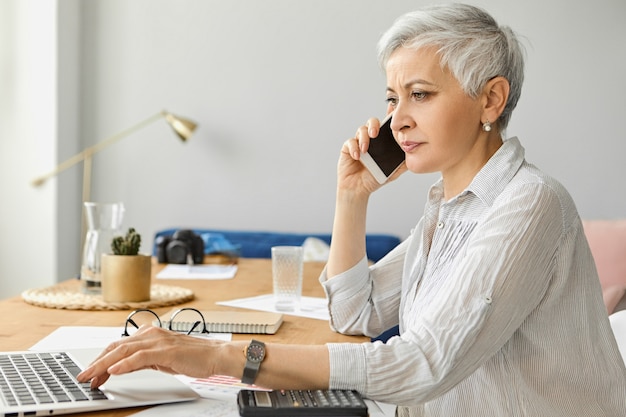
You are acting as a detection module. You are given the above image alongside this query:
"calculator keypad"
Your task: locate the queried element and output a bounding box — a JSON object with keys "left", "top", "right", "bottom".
{"left": 239, "top": 389, "right": 368, "bottom": 416}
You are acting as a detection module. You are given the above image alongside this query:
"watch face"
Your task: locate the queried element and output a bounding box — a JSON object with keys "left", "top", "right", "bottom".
{"left": 247, "top": 343, "right": 265, "bottom": 362}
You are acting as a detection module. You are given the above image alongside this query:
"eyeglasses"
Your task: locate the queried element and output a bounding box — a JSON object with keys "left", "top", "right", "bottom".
{"left": 122, "top": 307, "right": 209, "bottom": 337}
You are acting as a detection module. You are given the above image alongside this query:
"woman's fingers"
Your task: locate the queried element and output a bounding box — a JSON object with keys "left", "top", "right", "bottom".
{"left": 78, "top": 327, "right": 177, "bottom": 386}
{"left": 78, "top": 326, "right": 223, "bottom": 388}
{"left": 345, "top": 118, "right": 383, "bottom": 160}
{"left": 364, "top": 117, "right": 381, "bottom": 145}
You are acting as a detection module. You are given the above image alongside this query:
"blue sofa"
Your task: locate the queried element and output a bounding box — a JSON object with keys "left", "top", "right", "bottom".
{"left": 153, "top": 228, "right": 401, "bottom": 262}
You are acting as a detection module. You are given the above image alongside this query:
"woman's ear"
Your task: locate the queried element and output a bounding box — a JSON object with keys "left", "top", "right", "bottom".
{"left": 481, "top": 76, "right": 510, "bottom": 125}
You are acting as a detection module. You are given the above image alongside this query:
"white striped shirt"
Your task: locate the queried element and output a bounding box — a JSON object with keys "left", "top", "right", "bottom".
{"left": 321, "top": 137, "right": 626, "bottom": 416}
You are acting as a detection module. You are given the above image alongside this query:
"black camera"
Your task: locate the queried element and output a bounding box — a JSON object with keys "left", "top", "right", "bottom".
{"left": 156, "top": 229, "right": 205, "bottom": 264}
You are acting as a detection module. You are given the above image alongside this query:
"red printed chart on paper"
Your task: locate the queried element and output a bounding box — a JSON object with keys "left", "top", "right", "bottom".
{"left": 186, "top": 375, "right": 270, "bottom": 400}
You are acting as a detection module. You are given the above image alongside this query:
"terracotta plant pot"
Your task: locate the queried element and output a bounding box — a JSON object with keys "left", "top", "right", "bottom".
{"left": 101, "top": 254, "right": 152, "bottom": 303}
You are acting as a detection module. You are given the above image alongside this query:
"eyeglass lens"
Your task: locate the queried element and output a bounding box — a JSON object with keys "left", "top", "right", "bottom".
{"left": 168, "top": 308, "right": 208, "bottom": 335}
{"left": 122, "top": 309, "right": 162, "bottom": 337}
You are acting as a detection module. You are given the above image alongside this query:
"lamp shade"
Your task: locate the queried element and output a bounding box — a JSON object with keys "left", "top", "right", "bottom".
{"left": 163, "top": 111, "right": 197, "bottom": 142}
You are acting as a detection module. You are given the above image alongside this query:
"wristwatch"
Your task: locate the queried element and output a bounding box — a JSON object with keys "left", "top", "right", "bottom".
{"left": 242, "top": 340, "right": 266, "bottom": 384}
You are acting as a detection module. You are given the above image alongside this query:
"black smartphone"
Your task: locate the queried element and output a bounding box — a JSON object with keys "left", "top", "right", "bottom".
{"left": 359, "top": 113, "right": 405, "bottom": 184}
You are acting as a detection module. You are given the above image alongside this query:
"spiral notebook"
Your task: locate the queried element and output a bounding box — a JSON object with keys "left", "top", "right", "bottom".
{"left": 160, "top": 308, "right": 284, "bottom": 334}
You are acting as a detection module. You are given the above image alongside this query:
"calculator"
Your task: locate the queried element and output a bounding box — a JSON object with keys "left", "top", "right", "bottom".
{"left": 237, "top": 389, "right": 369, "bottom": 416}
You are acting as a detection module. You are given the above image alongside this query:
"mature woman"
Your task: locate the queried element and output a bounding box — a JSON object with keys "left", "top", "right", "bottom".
{"left": 79, "top": 4, "right": 626, "bottom": 416}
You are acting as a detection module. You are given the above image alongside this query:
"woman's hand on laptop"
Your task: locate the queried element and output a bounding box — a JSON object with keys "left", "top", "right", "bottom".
{"left": 77, "top": 325, "right": 233, "bottom": 389}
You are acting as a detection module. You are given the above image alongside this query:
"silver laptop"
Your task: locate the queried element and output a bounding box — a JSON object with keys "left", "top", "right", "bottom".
{"left": 0, "top": 348, "right": 199, "bottom": 416}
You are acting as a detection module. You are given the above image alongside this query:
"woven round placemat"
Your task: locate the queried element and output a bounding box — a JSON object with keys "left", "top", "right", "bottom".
{"left": 21, "top": 282, "right": 194, "bottom": 311}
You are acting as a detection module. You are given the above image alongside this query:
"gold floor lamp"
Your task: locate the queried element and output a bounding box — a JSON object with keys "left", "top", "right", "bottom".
{"left": 31, "top": 109, "right": 197, "bottom": 202}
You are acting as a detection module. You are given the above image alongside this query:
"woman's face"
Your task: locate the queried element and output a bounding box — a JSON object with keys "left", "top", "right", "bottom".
{"left": 385, "top": 46, "right": 488, "bottom": 181}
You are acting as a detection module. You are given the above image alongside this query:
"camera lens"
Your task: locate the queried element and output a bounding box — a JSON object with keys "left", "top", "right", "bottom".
{"left": 166, "top": 241, "right": 189, "bottom": 264}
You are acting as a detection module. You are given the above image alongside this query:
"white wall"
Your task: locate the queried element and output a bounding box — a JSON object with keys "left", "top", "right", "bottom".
{"left": 1, "top": 0, "right": 625, "bottom": 297}
{"left": 0, "top": 0, "right": 63, "bottom": 298}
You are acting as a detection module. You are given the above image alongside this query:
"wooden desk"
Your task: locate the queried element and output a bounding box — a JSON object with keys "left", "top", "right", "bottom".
{"left": 0, "top": 258, "right": 367, "bottom": 416}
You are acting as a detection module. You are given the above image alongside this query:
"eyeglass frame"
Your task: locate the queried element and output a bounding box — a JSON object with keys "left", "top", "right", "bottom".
{"left": 122, "top": 307, "right": 209, "bottom": 337}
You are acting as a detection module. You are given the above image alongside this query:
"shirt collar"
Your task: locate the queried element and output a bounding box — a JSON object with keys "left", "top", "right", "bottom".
{"left": 467, "top": 137, "right": 525, "bottom": 206}
{"left": 427, "top": 137, "right": 526, "bottom": 207}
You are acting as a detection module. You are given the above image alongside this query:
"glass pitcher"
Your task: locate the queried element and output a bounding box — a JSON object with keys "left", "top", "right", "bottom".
{"left": 81, "top": 202, "right": 125, "bottom": 294}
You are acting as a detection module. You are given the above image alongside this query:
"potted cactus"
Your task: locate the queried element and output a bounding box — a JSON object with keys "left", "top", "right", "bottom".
{"left": 111, "top": 227, "right": 142, "bottom": 255}
{"left": 101, "top": 228, "right": 152, "bottom": 303}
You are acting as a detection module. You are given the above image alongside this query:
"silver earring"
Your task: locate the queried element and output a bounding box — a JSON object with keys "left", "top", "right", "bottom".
{"left": 482, "top": 120, "right": 492, "bottom": 132}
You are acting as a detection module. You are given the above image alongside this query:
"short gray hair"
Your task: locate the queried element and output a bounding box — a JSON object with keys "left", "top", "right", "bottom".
{"left": 377, "top": 3, "right": 525, "bottom": 130}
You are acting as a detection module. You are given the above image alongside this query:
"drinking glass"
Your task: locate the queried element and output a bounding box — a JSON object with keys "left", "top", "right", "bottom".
{"left": 271, "top": 246, "right": 303, "bottom": 311}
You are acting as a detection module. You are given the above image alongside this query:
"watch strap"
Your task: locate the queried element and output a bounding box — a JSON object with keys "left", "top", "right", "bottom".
{"left": 242, "top": 340, "right": 265, "bottom": 384}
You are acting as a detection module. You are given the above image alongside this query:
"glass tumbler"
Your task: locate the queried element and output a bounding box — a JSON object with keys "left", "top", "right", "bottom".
{"left": 271, "top": 246, "right": 303, "bottom": 311}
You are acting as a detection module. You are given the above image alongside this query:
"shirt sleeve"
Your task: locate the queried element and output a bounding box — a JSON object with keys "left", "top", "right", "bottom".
{"left": 320, "top": 237, "right": 409, "bottom": 337}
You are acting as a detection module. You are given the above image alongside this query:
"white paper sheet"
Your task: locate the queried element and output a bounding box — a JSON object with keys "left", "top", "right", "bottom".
{"left": 178, "top": 375, "right": 268, "bottom": 402}
{"left": 217, "top": 294, "right": 330, "bottom": 321}
{"left": 29, "top": 326, "right": 123, "bottom": 351}
{"left": 129, "top": 398, "right": 239, "bottom": 417}
{"left": 156, "top": 264, "right": 238, "bottom": 280}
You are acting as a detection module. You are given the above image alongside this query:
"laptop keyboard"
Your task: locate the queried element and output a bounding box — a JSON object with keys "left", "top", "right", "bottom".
{"left": 0, "top": 352, "right": 107, "bottom": 407}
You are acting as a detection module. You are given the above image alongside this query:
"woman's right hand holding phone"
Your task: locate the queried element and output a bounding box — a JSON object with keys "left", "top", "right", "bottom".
{"left": 338, "top": 116, "right": 406, "bottom": 196}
